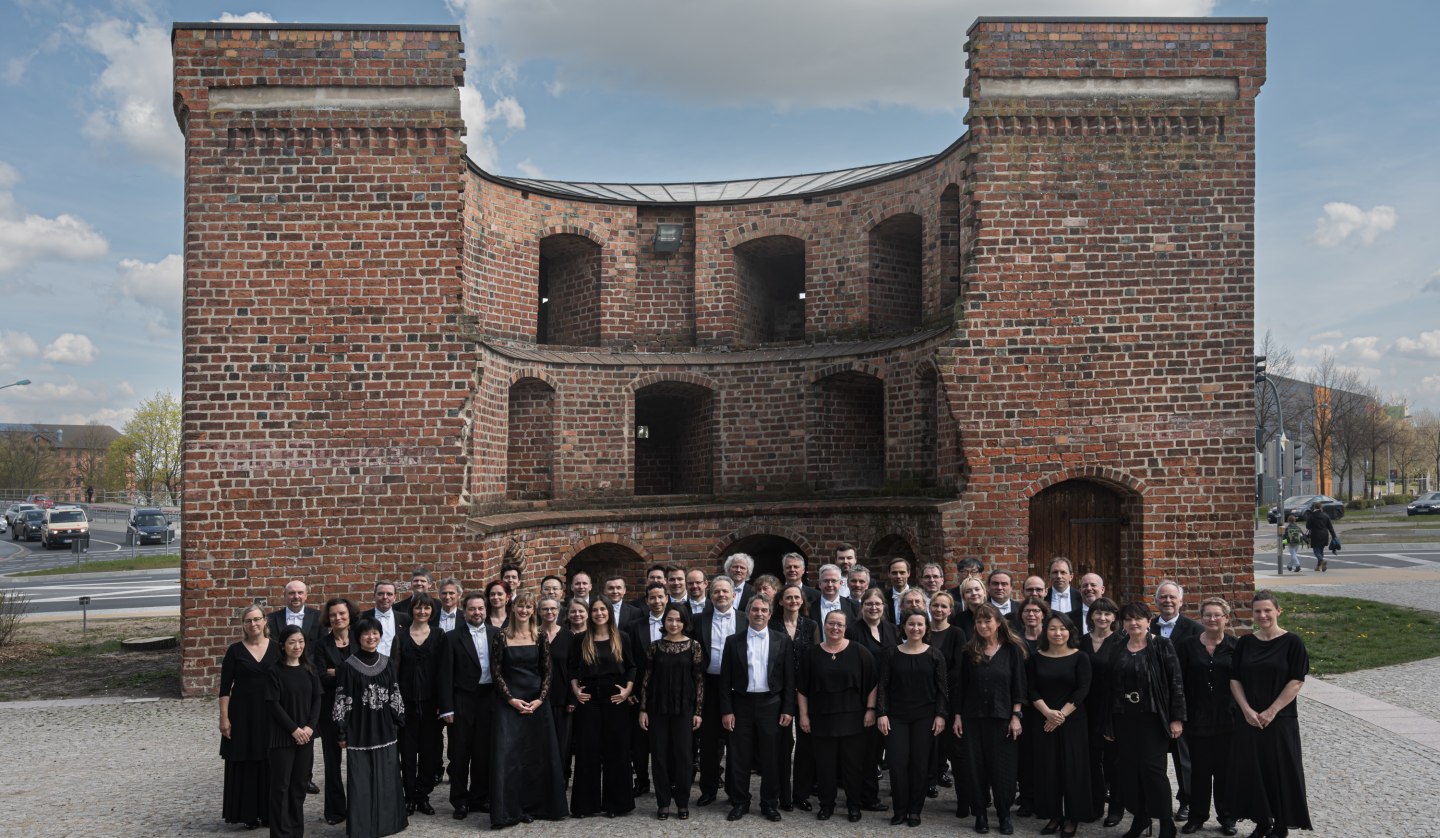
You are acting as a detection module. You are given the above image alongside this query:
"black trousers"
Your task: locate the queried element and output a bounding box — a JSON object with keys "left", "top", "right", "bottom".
{"left": 811, "top": 732, "right": 863, "bottom": 810}
{"left": 1017, "top": 713, "right": 1041, "bottom": 808}
{"left": 964, "top": 716, "right": 1018, "bottom": 816}
{"left": 1088, "top": 712, "right": 1118, "bottom": 813}
{"left": 777, "top": 718, "right": 814, "bottom": 806}
{"left": 268, "top": 743, "right": 314, "bottom": 838}
{"left": 697, "top": 673, "right": 727, "bottom": 796}
{"left": 571, "top": 679, "right": 635, "bottom": 816}
{"left": 940, "top": 727, "right": 973, "bottom": 814}
{"left": 886, "top": 718, "right": 937, "bottom": 816}
{"left": 859, "top": 725, "right": 884, "bottom": 806}
{"left": 1170, "top": 730, "right": 1193, "bottom": 805}
{"left": 648, "top": 711, "right": 695, "bottom": 809}
{"left": 725, "top": 692, "right": 782, "bottom": 808}
{"left": 631, "top": 702, "right": 650, "bottom": 790}
{"left": 319, "top": 729, "right": 346, "bottom": 821}
{"left": 1112, "top": 712, "right": 1173, "bottom": 821}
{"left": 399, "top": 697, "right": 443, "bottom": 803}
{"left": 1187, "top": 731, "right": 1233, "bottom": 823}
{"left": 447, "top": 685, "right": 495, "bottom": 810}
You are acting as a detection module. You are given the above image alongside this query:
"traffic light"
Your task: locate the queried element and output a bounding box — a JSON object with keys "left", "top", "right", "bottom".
{"left": 1292, "top": 441, "right": 1304, "bottom": 463}
{"left": 1255, "top": 355, "right": 1267, "bottom": 384}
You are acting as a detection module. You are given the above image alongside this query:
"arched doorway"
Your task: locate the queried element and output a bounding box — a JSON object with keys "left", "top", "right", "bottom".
{"left": 718, "top": 534, "right": 804, "bottom": 581}
{"left": 1028, "top": 479, "right": 1135, "bottom": 600}
{"left": 870, "top": 534, "right": 916, "bottom": 562}
{"left": 567, "top": 542, "right": 647, "bottom": 592}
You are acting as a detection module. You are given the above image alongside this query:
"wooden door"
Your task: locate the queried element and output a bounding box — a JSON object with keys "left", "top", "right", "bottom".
{"left": 1028, "top": 480, "right": 1124, "bottom": 592}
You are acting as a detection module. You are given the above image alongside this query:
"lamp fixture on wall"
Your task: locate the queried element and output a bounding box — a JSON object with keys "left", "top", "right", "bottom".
{"left": 653, "top": 223, "right": 683, "bottom": 253}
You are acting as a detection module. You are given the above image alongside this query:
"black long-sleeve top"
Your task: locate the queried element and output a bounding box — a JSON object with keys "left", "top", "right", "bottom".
{"left": 1026, "top": 651, "right": 1092, "bottom": 713}
{"left": 1104, "top": 635, "right": 1186, "bottom": 733}
{"left": 394, "top": 623, "right": 444, "bottom": 705}
{"left": 569, "top": 633, "right": 637, "bottom": 688}
{"left": 640, "top": 638, "right": 705, "bottom": 716}
{"left": 957, "top": 642, "right": 1027, "bottom": 719}
{"left": 267, "top": 662, "right": 322, "bottom": 749}
{"left": 1176, "top": 634, "right": 1237, "bottom": 736}
{"left": 333, "top": 651, "right": 405, "bottom": 748}
{"left": 876, "top": 645, "right": 949, "bottom": 722}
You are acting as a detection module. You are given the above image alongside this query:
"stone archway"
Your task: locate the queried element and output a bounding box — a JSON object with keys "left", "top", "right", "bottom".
{"left": 718, "top": 533, "right": 806, "bottom": 581}
{"left": 567, "top": 541, "right": 649, "bottom": 593}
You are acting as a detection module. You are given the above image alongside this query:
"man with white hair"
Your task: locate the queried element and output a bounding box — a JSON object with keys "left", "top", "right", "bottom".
{"left": 813, "top": 564, "right": 858, "bottom": 623}
{"left": 1150, "top": 579, "right": 1199, "bottom": 822}
{"left": 725, "top": 552, "right": 756, "bottom": 610}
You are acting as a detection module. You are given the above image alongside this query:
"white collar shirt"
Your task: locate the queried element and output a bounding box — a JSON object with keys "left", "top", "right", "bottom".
{"left": 1051, "top": 588, "right": 1072, "bottom": 613}
{"left": 468, "top": 623, "right": 493, "bottom": 683}
{"left": 820, "top": 596, "right": 844, "bottom": 620}
{"left": 746, "top": 627, "right": 770, "bottom": 692}
{"left": 688, "top": 597, "right": 707, "bottom": 615}
{"left": 648, "top": 613, "right": 665, "bottom": 644}
{"left": 708, "top": 608, "right": 736, "bottom": 675}
{"left": 438, "top": 608, "right": 457, "bottom": 632}
{"left": 1157, "top": 616, "right": 1177, "bottom": 638}
{"left": 285, "top": 608, "right": 305, "bottom": 627}
{"left": 374, "top": 608, "right": 396, "bottom": 656}
{"left": 991, "top": 598, "right": 1012, "bottom": 616}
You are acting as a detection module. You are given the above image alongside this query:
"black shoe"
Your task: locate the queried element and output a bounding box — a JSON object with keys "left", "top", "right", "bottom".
{"left": 1104, "top": 805, "right": 1125, "bottom": 828}
{"left": 1062, "top": 824, "right": 1077, "bottom": 838}
{"left": 1123, "top": 818, "right": 1154, "bottom": 838}
{"left": 780, "top": 803, "right": 793, "bottom": 812}
{"left": 307, "top": 781, "right": 320, "bottom": 795}
{"left": 656, "top": 808, "right": 669, "bottom": 820}
{"left": 999, "top": 815, "right": 1015, "bottom": 835}
{"left": 1182, "top": 821, "right": 1205, "bottom": 835}
{"left": 864, "top": 801, "right": 889, "bottom": 812}
{"left": 848, "top": 809, "right": 862, "bottom": 823}
{"left": 1219, "top": 820, "right": 1238, "bottom": 836}
{"left": 453, "top": 805, "right": 469, "bottom": 820}
{"left": 406, "top": 802, "right": 417, "bottom": 815}
{"left": 907, "top": 814, "right": 922, "bottom": 827}
{"left": 892, "top": 812, "right": 909, "bottom": 826}
{"left": 1176, "top": 805, "right": 1190, "bottom": 822}
{"left": 761, "top": 806, "right": 782, "bottom": 822}
{"left": 520, "top": 814, "right": 533, "bottom": 824}
{"left": 817, "top": 806, "right": 833, "bottom": 821}
{"left": 677, "top": 809, "right": 689, "bottom": 820}
{"left": 634, "top": 782, "right": 650, "bottom": 796}
{"left": 1017, "top": 805, "right": 1033, "bottom": 818}
{"left": 325, "top": 815, "right": 345, "bottom": 825}
{"left": 727, "top": 804, "right": 749, "bottom": 821}
{"left": 939, "top": 768, "right": 954, "bottom": 788}
{"left": 1245, "top": 822, "right": 1271, "bottom": 838}
{"left": 928, "top": 785, "right": 940, "bottom": 799}
{"left": 1160, "top": 819, "right": 1178, "bottom": 838}
{"left": 416, "top": 799, "right": 434, "bottom": 816}
{"left": 697, "top": 792, "right": 717, "bottom": 807}
{"left": 1042, "top": 819, "right": 1062, "bottom": 835}
{"left": 795, "top": 799, "right": 813, "bottom": 812}
{"left": 975, "top": 814, "right": 990, "bottom": 834}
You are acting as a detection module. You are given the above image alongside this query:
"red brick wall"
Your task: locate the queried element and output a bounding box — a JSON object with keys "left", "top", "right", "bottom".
{"left": 868, "top": 214, "right": 924, "bottom": 333}
{"left": 539, "top": 234, "right": 602, "bottom": 346}
{"left": 808, "top": 371, "right": 886, "bottom": 490}
{"left": 506, "top": 378, "right": 556, "bottom": 499}
{"left": 633, "top": 207, "right": 697, "bottom": 347}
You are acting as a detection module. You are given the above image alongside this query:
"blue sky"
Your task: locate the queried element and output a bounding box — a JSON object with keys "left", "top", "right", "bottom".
{"left": 0, "top": 0, "right": 1436, "bottom": 430}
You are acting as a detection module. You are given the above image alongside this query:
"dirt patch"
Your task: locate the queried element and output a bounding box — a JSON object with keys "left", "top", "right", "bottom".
{"left": 0, "top": 617, "right": 180, "bottom": 702}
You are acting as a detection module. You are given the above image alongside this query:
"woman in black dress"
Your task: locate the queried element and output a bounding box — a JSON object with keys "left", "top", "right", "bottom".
{"left": 955, "top": 603, "right": 1027, "bottom": 836}
{"left": 955, "top": 577, "right": 988, "bottom": 639}
{"left": 569, "top": 595, "right": 637, "bottom": 818}
{"left": 1080, "top": 597, "right": 1122, "bottom": 827}
{"left": 219, "top": 603, "right": 280, "bottom": 829}
{"left": 639, "top": 603, "right": 704, "bottom": 821}
{"left": 485, "top": 580, "right": 509, "bottom": 631}
{"left": 1228, "top": 591, "right": 1311, "bottom": 838}
{"left": 849, "top": 586, "right": 899, "bottom": 813}
{"left": 1027, "top": 612, "right": 1094, "bottom": 837}
{"left": 334, "top": 617, "right": 407, "bottom": 838}
{"left": 877, "top": 608, "right": 949, "bottom": 827}
{"left": 537, "top": 595, "right": 572, "bottom": 773}
{"left": 797, "top": 609, "right": 877, "bottom": 823}
{"left": 771, "top": 582, "right": 818, "bottom": 812}
{"left": 927, "top": 592, "right": 967, "bottom": 807}
{"left": 1015, "top": 596, "right": 1051, "bottom": 818}
{"left": 394, "top": 592, "right": 444, "bottom": 816}
{"left": 267, "top": 625, "right": 321, "bottom": 838}
{"left": 313, "top": 597, "right": 356, "bottom": 826}
{"left": 1177, "top": 597, "right": 1238, "bottom": 836}
{"left": 492, "top": 591, "right": 568, "bottom": 828}
{"left": 1104, "top": 602, "right": 1184, "bottom": 838}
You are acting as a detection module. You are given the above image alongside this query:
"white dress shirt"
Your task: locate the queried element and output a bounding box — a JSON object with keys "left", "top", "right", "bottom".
{"left": 1156, "top": 616, "right": 1178, "bottom": 639}
{"left": 648, "top": 613, "right": 664, "bottom": 644}
{"left": 285, "top": 607, "right": 305, "bottom": 628}
{"left": 688, "top": 597, "right": 707, "bottom": 615}
{"left": 1050, "top": 588, "right": 1073, "bottom": 614}
{"left": 746, "top": 627, "right": 770, "bottom": 693}
{"left": 708, "top": 609, "right": 736, "bottom": 675}
{"left": 469, "top": 623, "right": 493, "bottom": 684}
{"left": 990, "top": 598, "right": 1012, "bottom": 616}
{"left": 438, "top": 608, "right": 458, "bottom": 633}
{"left": 819, "top": 596, "right": 845, "bottom": 621}
{"left": 891, "top": 586, "right": 910, "bottom": 622}
{"left": 374, "top": 608, "right": 396, "bottom": 656}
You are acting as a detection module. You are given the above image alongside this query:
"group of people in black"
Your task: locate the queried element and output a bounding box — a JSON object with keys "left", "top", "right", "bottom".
{"left": 218, "top": 547, "right": 1312, "bottom": 838}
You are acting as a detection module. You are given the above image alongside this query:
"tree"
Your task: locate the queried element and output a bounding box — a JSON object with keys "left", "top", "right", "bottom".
{"left": 1255, "top": 330, "right": 1295, "bottom": 450}
{"left": 121, "top": 392, "right": 181, "bottom": 503}
{"left": 1417, "top": 410, "right": 1440, "bottom": 494}
{"left": 102, "top": 435, "right": 136, "bottom": 496}
{"left": 0, "top": 427, "right": 62, "bottom": 494}
{"left": 1298, "top": 354, "right": 1365, "bottom": 499}
{"left": 67, "top": 422, "right": 112, "bottom": 501}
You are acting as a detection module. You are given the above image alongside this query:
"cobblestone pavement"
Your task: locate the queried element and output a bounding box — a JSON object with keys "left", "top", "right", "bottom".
{"left": 1, "top": 690, "right": 1436, "bottom": 837}
{"left": 1329, "top": 658, "right": 1440, "bottom": 724}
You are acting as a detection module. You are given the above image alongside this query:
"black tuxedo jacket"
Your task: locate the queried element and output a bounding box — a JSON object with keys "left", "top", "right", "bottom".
{"left": 812, "top": 594, "right": 859, "bottom": 625}
{"left": 689, "top": 605, "right": 742, "bottom": 673}
{"left": 267, "top": 607, "right": 322, "bottom": 644}
{"left": 436, "top": 622, "right": 501, "bottom": 717}
{"left": 626, "top": 610, "right": 668, "bottom": 681}
{"left": 1044, "top": 587, "right": 1086, "bottom": 629}
{"left": 1151, "top": 614, "right": 1203, "bottom": 644}
{"left": 613, "top": 601, "right": 645, "bottom": 633}
{"left": 717, "top": 626, "right": 796, "bottom": 717}
{"left": 360, "top": 607, "right": 413, "bottom": 631}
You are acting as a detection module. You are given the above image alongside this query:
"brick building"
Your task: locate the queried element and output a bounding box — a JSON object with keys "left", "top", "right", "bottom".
{"left": 173, "top": 16, "right": 1266, "bottom": 694}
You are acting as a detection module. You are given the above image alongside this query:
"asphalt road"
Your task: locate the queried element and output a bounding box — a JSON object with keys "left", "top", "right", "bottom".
{"left": 0, "top": 568, "right": 179, "bottom": 617}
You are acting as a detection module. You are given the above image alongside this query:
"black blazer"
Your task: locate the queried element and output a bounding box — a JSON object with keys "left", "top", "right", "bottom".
{"left": 626, "top": 611, "right": 668, "bottom": 682}
{"left": 360, "top": 607, "right": 413, "bottom": 631}
{"left": 812, "top": 594, "right": 859, "bottom": 626}
{"left": 717, "top": 627, "right": 796, "bottom": 717}
{"left": 1043, "top": 587, "right": 1085, "bottom": 629}
{"left": 436, "top": 622, "right": 500, "bottom": 718}
{"left": 1150, "top": 614, "right": 1202, "bottom": 645}
{"left": 796, "top": 584, "right": 822, "bottom": 618}
{"left": 613, "top": 601, "right": 645, "bottom": 633}
{"left": 690, "top": 605, "right": 742, "bottom": 673}
{"left": 848, "top": 617, "right": 899, "bottom": 657}
{"left": 267, "top": 607, "right": 323, "bottom": 645}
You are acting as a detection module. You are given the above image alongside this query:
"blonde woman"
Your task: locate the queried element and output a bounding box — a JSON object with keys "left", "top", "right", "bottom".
{"left": 219, "top": 603, "right": 280, "bottom": 829}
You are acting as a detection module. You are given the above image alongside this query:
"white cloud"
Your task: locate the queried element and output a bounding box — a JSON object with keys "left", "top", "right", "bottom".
{"left": 114, "top": 254, "right": 183, "bottom": 338}
{"left": 56, "top": 407, "right": 135, "bottom": 427}
{"left": 213, "top": 12, "right": 276, "bottom": 23}
{"left": 79, "top": 18, "right": 182, "bottom": 175}
{"left": 515, "top": 159, "right": 544, "bottom": 179}
{"left": 459, "top": 84, "right": 527, "bottom": 170}
{"left": 1309, "top": 330, "right": 1343, "bottom": 342}
{"left": 1420, "top": 375, "right": 1440, "bottom": 396}
{"left": 1338, "top": 336, "right": 1382, "bottom": 362}
{"left": 1310, "top": 202, "right": 1397, "bottom": 247}
{"left": 42, "top": 333, "right": 98, "bottom": 365}
{"left": 3, "top": 55, "right": 30, "bottom": 85}
{"left": 1393, "top": 330, "right": 1440, "bottom": 360}
{"left": 0, "top": 162, "right": 109, "bottom": 274}
{"left": 0, "top": 331, "right": 39, "bottom": 370}
{"left": 445, "top": 0, "right": 1212, "bottom": 111}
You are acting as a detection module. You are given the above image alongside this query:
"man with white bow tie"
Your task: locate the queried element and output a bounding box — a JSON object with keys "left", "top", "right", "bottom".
{"left": 361, "top": 580, "right": 411, "bottom": 656}
{"left": 693, "top": 575, "right": 739, "bottom": 807}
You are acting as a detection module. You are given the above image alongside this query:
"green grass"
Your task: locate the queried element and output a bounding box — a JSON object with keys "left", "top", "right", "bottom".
{"left": 1275, "top": 592, "right": 1440, "bottom": 676}
{"left": 12, "top": 553, "right": 180, "bottom": 576}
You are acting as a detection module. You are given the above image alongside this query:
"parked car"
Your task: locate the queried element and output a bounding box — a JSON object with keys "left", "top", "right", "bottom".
{"left": 1408, "top": 492, "right": 1440, "bottom": 517}
{"left": 4, "top": 502, "right": 37, "bottom": 528}
{"left": 1267, "top": 494, "right": 1346, "bottom": 524}
{"left": 13, "top": 509, "right": 45, "bottom": 541}
{"left": 41, "top": 506, "right": 90, "bottom": 550}
{"left": 127, "top": 507, "right": 173, "bottom": 545}
{"left": 25, "top": 494, "right": 54, "bottom": 509}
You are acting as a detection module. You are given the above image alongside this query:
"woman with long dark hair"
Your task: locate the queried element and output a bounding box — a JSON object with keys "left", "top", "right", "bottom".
{"left": 1177, "top": 598, "right": 1238, "bottom": 836}
{"left": 334, "top": 617, "right": 407, "bottom": 838}
{"left": 314, "top": 597, "right": 357, "bottom": 826}
{"left": 485, "top": 580, "right": 510, "bottom": 631}
{"left": 639, "top": 603, "right": 704, "bottom": 821}
{"left": 394, "top": 592, "right": 443, "bottom": 816}
{"left": 771, "top": 582, "right": 818, "bottom": 812}
{"left": 849, "top": 586, "right": 899, "bottom": 814}
{"left": 569, "top": 595, "right": 637, "bottom": 818}
{"left": 876, "top": 607, "right": 949, "bottom": 827}
{"left": 219, "top": 603, "right": 280, "bottom": 830}
{"left": 267, "top": 624, "right": 321, "bottom": 838}
{"left": 1081, "top": 597, "right": 1122, "bottom": 827}
{"left": 1104, "top": 602, "right": 1185, "bottom": 838}
{"left": 1026, "top": 612, "right": 1094, "bottom": 836}
{"left": 492, "top": 591, "right": 568, "bottom": 827}
{"left": 955, "top": 602, "right": 1028, "bottom": 835}
{"left": 1228, "top": 591, "right": 1311, "bottom": 838}
{"left": 1015, "top": 596, "right": 1051, "bottom": 818}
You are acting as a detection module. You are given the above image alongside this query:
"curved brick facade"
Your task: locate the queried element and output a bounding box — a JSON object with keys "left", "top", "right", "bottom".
{"left": 174, "top": 17, "right": 1265, "bottom": 695}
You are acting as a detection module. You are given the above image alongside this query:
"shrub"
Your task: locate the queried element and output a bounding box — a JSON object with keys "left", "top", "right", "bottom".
{"left": 0, "top": 588, "right": 28, "bottom": 648}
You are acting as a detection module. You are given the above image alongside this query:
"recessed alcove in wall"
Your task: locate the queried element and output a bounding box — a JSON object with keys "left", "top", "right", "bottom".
{"left": 869, "top": 213, "right": 923, "bottom": 332}
{"left": 538, "top": 233, "right": 602, "bottom": 346}
{"left": 634, "top": 381, "right": 715, "bottom": 495}
{"left": 720, "top": 534, "right": 805, "bottom": 581}
{"left": 808, "top": 371, "right": 885, "bottom": 491}
{"left": 939, "top": 185, "right": 962, "bottom": 310}
{"left": 506, "top": 377, "right": 556, "bottom": 500}
{"left": 733, "top": 235, "right": 805, "bottom": 344}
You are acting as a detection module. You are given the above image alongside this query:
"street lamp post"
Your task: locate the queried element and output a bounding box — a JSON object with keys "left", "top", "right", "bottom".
{"left": 1256, "top": 358, "right": 1287, "bottom": 555}
{"left": 0, "top": 379, "right": 31, "bottom": 392}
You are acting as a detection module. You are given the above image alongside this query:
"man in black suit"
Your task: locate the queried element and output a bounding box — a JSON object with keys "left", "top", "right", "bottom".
{"left": 394, "top": 567, "right": 433, "bottom": 616}
{"left": 833, "top": 543, "right": 858, "bottom": 598}
{"left": 781, "top": 551, "right": 822, "bottom": 615}
{"left": 630, "top": 564, "right": 668, "bottom": 610}
{"left": 917, "top": 561, "right": 946, "bottom": 603}
{"left": 568, "top": 570, "right": 593, "bottom": 605}
{"left": 986, "top": 570, "right": 1024, "bottom": 631}
{"left": 684, "top": 568, "right": 709, "bottom": 615}
{"left": 882, "top": 557, "right": 914, "bottom": 625}
{"left": 627, "top": 583, "right": 671, "bottom": 796}
{"left": 603, "top": 575, "right": 644, "bottom": 632}
{"left": 692, "top": 575, "right": 740, "bottom": 806}
{"left": 1043, "top": 557, "right": 1085, "bottom": 630}
{"left": 361, "top": 580, "right": 411, "bottom": 656}
{"left": 1151, "top": 579, "right": 1199, "bottom": 820}
{"left": 434, "top": 578, "right": 463, "bottom": 634}
{"left": 719, "top": 595, "right": 795, "bottom": 822}
{"left": 724, "top": 553, "right": 756, "bottom": 610}
{"left": 1077, "top": 572, "right": 1107, "bottom": 634}
{"left": 267, "top": 579, "right": 323, "bottom": 643}
{"left": 812, "top": 564, "right": 859, "bottom": 625}
{"left": 437, "top": 592, "right": 499, "bottom": 820}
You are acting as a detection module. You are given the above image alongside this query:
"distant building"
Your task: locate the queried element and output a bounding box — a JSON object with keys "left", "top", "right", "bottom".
{"left": 0, "top": 423, "right": 121, "bottom": 501}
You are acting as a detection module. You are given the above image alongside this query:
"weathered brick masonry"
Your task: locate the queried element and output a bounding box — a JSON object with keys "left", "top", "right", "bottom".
{"left": 174, "top": 17, "right": 1265, "bottom": 695}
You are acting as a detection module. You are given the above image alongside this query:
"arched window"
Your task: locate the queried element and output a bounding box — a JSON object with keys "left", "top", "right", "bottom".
{"left": 538, "top": 233, "right": 601, "bottom": 346}
{"left": 809, "top": 371, "right": 885, "bottom": 491}
{"left": 868, "top": 213, "right": 923, "bottom": 332}
{"left": 634, "top": 381, "right": 715, "bottom": 496}
{"left": 733, "top": 235, "right": 805, "bottom": 344}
